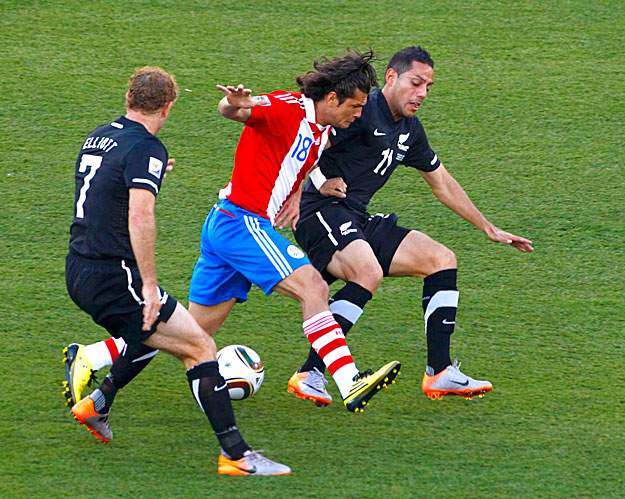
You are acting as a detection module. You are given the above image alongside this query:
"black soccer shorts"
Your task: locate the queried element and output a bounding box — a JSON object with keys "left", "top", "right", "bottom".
{"left": 294, "top": 202, "right": 411, "bottom": 283}
{"left": 65, "top": 252, "right": 177, "bottom": 344}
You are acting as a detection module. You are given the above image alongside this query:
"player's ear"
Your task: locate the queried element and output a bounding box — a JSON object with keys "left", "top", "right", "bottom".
{"left": 162, "top": 101, "right": 174, "bottom": 118}
{"left": 125, "top": 91, "right": 131, "bottom": 108}
{"left": 326, "top": 91, "right": 339, "bottom": 107}
{"left": 385, "top": 68, "right": 398, "bottom": 85}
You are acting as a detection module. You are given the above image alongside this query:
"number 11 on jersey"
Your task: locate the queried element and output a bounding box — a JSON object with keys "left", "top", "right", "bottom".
{"left": 373, "top": 148, "right": 393, "bottom": 175}
{"left": 76, "top": 154, "right": 103, "bottom": 218}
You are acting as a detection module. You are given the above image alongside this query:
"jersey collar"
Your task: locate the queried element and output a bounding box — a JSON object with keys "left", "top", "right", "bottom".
{"left": 117, "top": 115, "right": 148, "bottom": 131}
{"left": 372, "top": 88, "right": 397, "bottom": 124}
{"left": 302, "top": 95, "right": 329, "bottom": 131}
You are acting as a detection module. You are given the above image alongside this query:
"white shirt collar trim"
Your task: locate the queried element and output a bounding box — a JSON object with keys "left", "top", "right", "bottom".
{"left": 302, "top": 95, "right": 329, "bottom": 131}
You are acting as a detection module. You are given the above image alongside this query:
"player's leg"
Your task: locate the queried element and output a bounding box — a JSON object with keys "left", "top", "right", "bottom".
{"left": 142, "top": 303, "right": 290, "bottom": 475}
{"left": 291, "top": 208, "right": 381, "bottom": 404}
{"left": 297, "top": 240, "right": 379, "bottom": 374}
{"left": 62, "top": 337, "right": 128, "bottom": 406}
{"left": 388, "top": 230, "right": 492, "bottom": 399}
{"left": 273, "top": 264, "right": 399, "bottom": 413}
{"left": 188, "top": 298, "right": 237, "bottom": 336}
{"left": 70, "top": 276, "right": 177, "bottom": 443}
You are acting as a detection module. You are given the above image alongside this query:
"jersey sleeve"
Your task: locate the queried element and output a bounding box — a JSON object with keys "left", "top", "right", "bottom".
{"left": 402, "top": 121, "right": 441, "bottom": 172}
{"left": 243, "top": 93, "right": 291, "bottom": 135}
{"left": 123, "top": 137, "right": 168, "bottom": 196}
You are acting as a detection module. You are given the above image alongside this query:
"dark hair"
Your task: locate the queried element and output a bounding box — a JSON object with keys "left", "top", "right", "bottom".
{"left": 387, "top": 46, "right": 434, "bottom": 75}
{"left": 296, "top": 49, "right": 378, "bottom": 103}
{"left": 127, "top": 66, "right": 178, "bottom": 113}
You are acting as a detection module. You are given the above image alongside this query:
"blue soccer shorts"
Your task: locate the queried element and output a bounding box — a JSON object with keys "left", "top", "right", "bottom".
{"left": 188, "top": 199, "right": 311, "bottom": 306}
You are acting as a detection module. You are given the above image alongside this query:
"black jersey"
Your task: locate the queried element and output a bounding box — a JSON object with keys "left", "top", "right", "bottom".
{"left": 300, "top": 87, "right": 440, "bottom": 219}
{"left": 68, "top": 115, "right": 168, "bottom": 261}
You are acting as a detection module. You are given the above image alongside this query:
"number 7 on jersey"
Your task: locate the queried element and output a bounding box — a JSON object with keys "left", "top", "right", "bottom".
{"left": 76, "top": 154, "right": 103, "bottom": 218}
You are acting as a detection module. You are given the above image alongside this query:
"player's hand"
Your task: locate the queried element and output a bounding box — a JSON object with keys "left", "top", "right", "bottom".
{"left": 141, "top": 283, "right": 162, "bottom": 331}
{"left": 486, "top": 226, "right": 534, "bottom": 252}
{"left": 216, "top": 84, "right": 264, "bottom": 109}
{"left": 319, "top": 177, "right": 347, "bottom": 198}
{"left": 163, "top": 158, "right": 175, "bottom": 180}
{"left": 275, "top": 192, "right": 301, "bottom": 231}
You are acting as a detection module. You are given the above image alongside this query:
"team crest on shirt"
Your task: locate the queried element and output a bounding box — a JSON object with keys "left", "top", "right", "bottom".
{"left": 287, "top": 245, "right": 305, "bottom": 259}
{"left": 148, "top": 157, "right": 163, "bottom": 178}
{"left": 397, "top": 133, "right": 410, "bottom": 152}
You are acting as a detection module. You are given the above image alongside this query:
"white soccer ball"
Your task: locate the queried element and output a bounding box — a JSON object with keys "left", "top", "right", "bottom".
{"left": 217, "top": 344, "right": 265, "bottom": 400}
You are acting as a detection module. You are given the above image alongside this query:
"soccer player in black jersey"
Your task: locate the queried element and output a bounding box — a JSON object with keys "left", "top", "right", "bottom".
{"left": 65, "top": 67, "right": 289, "bottom": 475}
{"left": 278, "top": 46, "right": 533, "bottom": 405}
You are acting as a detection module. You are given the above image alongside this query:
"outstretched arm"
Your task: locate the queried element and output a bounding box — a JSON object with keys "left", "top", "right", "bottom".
{"left": 420, "top": 164, "right": 534, "bottom": 252}
{"left": 216, "top": 83, "right": 268, "bottom": 122}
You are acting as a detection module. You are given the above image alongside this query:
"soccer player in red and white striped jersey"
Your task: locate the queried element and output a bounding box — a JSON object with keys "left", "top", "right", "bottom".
{"left": 188, "top": 50, "right": 400, "bottom": 413}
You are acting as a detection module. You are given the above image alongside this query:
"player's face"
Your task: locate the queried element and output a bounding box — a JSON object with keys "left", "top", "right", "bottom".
{"left": 328, "top": 89, "right": 368, "bottom": 128}
{"left": 384, "top": 61, "right": 434, "bottom": 120}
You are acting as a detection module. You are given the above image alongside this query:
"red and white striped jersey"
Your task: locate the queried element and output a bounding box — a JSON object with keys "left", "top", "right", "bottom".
{"left": 219, "top": 91, "right": 332, "bottom": 224}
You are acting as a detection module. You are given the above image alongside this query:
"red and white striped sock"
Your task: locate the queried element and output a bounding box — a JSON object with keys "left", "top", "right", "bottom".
{"left": 85, "top": 337, "right": 126, "bottom": 371}
{"left": 303, "top": 311, "right": 359, "bottom": 399}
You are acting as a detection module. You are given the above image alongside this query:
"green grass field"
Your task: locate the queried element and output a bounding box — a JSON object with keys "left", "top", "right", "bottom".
{"left": 1, "top": 0, "right": 624, "bottom": 496}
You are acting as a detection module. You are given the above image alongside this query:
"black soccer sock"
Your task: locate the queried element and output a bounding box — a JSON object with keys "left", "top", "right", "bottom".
{"left": 90, "top": 342, "right": 159, "bottom": 414}
{"left": 300, "top": 282, "right": 372, "bottom": 374}
{"left": 422, "top": 269, "right": 459, "bottom": 374}
{"left": 187, "top": 361, "right": 250, "bottom": 460}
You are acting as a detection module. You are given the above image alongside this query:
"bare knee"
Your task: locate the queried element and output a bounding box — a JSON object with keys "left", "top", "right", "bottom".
{"left": 350, "top": 260, "right": 383, "bottom": 293}
{"left": 429, "top": 245, "right": 457, "bottom": 273}
{"left": 179, "top": 330, "right": 217, "bottom": 369}
{"left": 299, "top": 267, "right": 329, "bottom": 303}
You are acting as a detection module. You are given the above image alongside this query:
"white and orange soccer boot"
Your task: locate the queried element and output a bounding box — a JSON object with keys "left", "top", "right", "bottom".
{"left": 422, "top": 360, "right": 492, "bottom": 400}
{"left": 71, "top": 395, "right": 113, "bottom": 443}
{"left": 218, "top": 450, "right": 291, "bottom": 476}
{"left": 287, "top": 367, "right": 332, "bottom": 406}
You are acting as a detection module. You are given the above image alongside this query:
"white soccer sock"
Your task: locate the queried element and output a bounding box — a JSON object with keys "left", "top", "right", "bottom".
{"left": 303, "top": 311, "right": 359, "bottom": 399}
{"left": 85, "top": 337, "right": 126, "bottom": 371}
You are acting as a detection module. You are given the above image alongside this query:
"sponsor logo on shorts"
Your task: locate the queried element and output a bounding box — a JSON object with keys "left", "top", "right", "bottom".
{"left": 287, "top": 245, "right": 305, "bottom": 259}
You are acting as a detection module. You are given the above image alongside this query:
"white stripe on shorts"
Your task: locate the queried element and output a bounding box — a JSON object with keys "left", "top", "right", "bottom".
{"left": 251, "top": 217, "right": 294, "bottom": 274}
{"left": 243, "top": 215, "right": 293, "bottom": 279}
{"left": 316, "top": 212, "right": 338, "bottom": 246}
{"left": 121, "top": 260, "right": 144, "bottom": 305}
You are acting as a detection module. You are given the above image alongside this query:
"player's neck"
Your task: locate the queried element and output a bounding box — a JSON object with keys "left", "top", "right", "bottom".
{"left": 313, "top": 101, "right": 331, "bottom": 127}
{"left": 381, "top": 86, "right": 403, "bottom": 122}
{"left": 125, "top": 109, "right": 163, "bottom": 136}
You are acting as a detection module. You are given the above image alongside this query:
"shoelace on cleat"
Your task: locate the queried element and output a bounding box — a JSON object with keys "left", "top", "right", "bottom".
{"left": 352, "top": 369, "right": 373, "bottom": 382}
{"left": 448, "top": 359, "right": 462, "bottom": 373}
{"left": 246, "top": 450, "right": 275, "bottom": 466}
{"left": 88, "top": 372, "right": 99, "bottom": 387}
{"left": 306, "top": 368, "right": 329, "bottom": 391}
